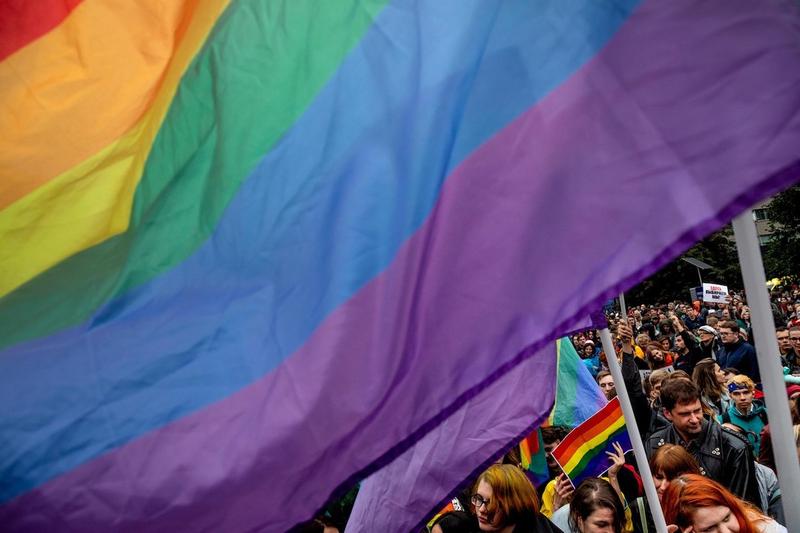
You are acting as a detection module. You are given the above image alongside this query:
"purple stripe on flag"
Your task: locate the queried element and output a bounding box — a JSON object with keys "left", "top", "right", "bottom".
{"left": 3, "top": 0, "right": 800, "bottom": 530}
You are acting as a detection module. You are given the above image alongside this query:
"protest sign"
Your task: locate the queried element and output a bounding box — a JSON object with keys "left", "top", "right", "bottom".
{"left": 702, "top": 283, "right": 728, "bottom": 303}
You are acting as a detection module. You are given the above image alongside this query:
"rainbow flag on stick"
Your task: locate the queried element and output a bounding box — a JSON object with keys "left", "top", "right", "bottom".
{"left": 552, "top": 398, "right": 632, "bottom": 486}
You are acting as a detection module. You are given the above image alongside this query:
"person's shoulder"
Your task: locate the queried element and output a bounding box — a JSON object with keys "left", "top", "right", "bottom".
{"left": 536, "top": 507, "right": 569, "bottom": 533}
{"left": 755, "top": 517, "right": 788, "bottom": 533}
{"left": 645, "top": 426, "right": 672, "bottom": 448}
{"left": 718, "top": 424, "right": 751, "bottom": 451}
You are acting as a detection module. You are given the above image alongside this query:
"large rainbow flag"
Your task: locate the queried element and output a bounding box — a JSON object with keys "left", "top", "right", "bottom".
{"left": 552, "top": 398, "right": 633, "bottom": 486}
{"left": 2, "top": 1, "right": 800, "bottom": 531}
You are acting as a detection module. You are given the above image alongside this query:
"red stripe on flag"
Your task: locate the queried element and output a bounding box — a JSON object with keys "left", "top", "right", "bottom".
{"left": 0, "top": 0, "right": 83, "bottom": 61}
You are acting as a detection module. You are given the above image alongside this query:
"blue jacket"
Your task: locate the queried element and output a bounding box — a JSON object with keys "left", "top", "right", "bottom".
{"left": 718, "top": 340, "right": 760, "bottom": 382}
{"left": 683, "top": 315, "right": 706, "bottom": 331}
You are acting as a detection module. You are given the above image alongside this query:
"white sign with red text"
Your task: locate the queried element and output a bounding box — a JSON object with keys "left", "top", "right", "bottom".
{"left": 702, "top": 283, "right": 728, "bottom": 304}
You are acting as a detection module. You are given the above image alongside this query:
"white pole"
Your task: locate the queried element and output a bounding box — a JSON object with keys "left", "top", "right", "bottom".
{"left": 599, "top": 328, "right": 668, "bottom": 533}
{"left": 732, "top": 211, "right": 800, "bottom": 531}
{"left": 619, "top": 292, "right": 628, "bottom": 318}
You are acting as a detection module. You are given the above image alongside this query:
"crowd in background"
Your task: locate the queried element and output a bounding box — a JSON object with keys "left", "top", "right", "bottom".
{"left": 298, "top": 287, "right": 800, "bottom": 533}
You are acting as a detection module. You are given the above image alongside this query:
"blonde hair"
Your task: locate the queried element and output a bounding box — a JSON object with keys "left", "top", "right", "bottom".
{"left": 727, "top": 374, "right": 755, "bottom": 391}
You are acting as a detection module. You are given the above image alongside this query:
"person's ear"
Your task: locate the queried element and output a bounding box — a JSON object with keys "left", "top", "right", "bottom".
{"left": 663, "top": 409, "right": 674, "bottom": 422}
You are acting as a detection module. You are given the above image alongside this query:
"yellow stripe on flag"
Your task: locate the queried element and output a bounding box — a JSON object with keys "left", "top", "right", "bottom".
{"left": 561, "top": 417, "right": 625, "bottom": 474}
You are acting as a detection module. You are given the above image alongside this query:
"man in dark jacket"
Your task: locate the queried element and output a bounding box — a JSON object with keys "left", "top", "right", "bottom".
{"left": 644, "top": 379, "right": 760, "bottom": 506}
{"left": 717, "top": 321, "right": 760, "bottom": 382}
{"left": 683, "top": 306, "right": 706, "bottom": 331}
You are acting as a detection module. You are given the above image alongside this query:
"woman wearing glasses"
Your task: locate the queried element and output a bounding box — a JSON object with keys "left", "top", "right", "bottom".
{"left": 471, "top": 464, "right": 562, "bottom": 532}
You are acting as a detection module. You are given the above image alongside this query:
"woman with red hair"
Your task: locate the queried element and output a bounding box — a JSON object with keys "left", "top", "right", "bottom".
{"left": 662, "top": 474, "right": 785, "bottom": 532}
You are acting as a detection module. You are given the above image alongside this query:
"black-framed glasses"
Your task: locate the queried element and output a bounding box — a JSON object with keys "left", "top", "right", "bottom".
{"left": 471, "top": 494, "right": 490, "bottom": 509}
{"left": 790, "top": 337, "right": 800, "bottom": 343}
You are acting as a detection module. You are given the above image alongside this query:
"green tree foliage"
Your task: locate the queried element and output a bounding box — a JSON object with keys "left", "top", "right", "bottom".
{"left": 763, "top": 184, "right": 800, "bottom": 281}
{"left": 627, "top": 225, "right": 742, "bottom": 305}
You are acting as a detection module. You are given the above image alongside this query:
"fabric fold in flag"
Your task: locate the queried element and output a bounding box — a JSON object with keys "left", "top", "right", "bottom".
{"left": 346, "top": 340, "right": 562, "bottom": 533}
{"left": 2, "top": 0, "right": 800, "bottom": 531}
{"left": 552, "top": 398, "right": 632, "bottom": 486}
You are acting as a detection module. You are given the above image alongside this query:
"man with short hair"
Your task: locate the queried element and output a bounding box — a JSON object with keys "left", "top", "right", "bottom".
{"left": 717, "top": 320, "right": 760, "bottom": 382}
{"left": 596, "top": 371, "right": 616, "bottom": 400}
{"left": 644, "top": 379, "right": 759, "bottom": 505}
{"left": 683, "top": 306, "right": 706, "bottom": 331}
{"left": 776, "top": 327, "right": 792, "bottom": 357}
{"left": 784, "top": 326, "right": 800, "bottom": 374}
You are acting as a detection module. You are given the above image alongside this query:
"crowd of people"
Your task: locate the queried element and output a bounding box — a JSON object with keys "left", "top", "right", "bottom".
{"left": 421, "top": 288, "right": 800, "bottom": 533}
{"left": 297, "top": 288, "right": 800, "bottom": 532}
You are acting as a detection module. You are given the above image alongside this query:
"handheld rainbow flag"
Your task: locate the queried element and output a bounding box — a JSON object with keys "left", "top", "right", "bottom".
{"left": 519, "top": 428, "right": 550, "bottom": 487}
{"left": 3, "top": 1, "right": 800, "bottom": 531}
{"left": 552, "top": 398, "right": 632, "bottom": 486}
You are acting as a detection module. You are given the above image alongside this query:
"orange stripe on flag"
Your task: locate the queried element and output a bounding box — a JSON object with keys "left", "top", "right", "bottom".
{"left": 0, "top": 0, "right": 202, "bottom": 209}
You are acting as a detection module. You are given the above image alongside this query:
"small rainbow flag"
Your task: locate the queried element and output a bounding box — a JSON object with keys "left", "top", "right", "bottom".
{"left": 551, "top": 398, "right": 631, "bottom": 486}
{"left": 519, "top": 427, "right": 550, "bottom": 487}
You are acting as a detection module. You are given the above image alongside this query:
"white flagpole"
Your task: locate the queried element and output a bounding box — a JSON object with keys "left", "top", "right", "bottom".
{"left": 732, "top": 211, "right": 800, "bottom": 531}
{"left": 599, "top": 327, "right": 668, "bottom": 533}
{"left": 619, "top": 292, "right": 628, "bottom": 318}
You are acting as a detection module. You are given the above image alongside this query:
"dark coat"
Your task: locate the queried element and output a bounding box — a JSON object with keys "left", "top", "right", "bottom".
{"left": 644, "top": 420, "right": 760, "bottom": 506}
{"left": 718, "top": 340, "right": 760, "bottom": 382}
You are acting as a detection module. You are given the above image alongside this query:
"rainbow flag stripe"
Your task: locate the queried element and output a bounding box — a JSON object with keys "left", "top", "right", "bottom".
{"left": 552, "top": 398, "right": 632, "bottom": 485}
